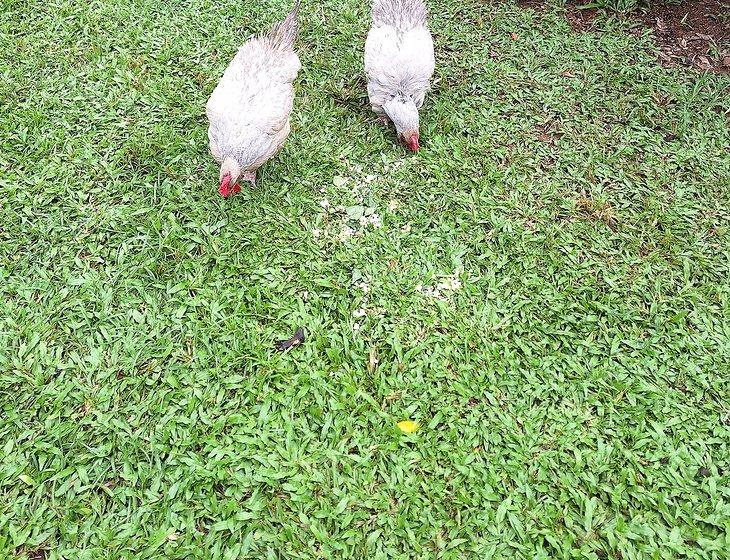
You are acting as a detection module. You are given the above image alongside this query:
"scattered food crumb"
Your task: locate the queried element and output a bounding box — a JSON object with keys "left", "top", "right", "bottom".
{"left": 415, "top": 270, "right": 463, "bottom": 301}
{"left": 338, "top": 225, "right": 355, "bottom": 241}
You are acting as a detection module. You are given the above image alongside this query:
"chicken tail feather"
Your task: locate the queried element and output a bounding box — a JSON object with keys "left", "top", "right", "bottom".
{"left": 372, "top": 0, "right": 427, "bottom": 28}
{"left": 267, "top": 0, "right": 300, "bottom": 51}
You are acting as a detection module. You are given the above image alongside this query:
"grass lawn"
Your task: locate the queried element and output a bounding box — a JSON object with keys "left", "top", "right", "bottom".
{"left": 2, "top": 0, "right": 730, "bottom": 557}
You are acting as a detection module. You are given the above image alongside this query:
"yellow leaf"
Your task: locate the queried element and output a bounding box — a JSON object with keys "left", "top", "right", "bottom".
{"left": 397, "top": 420, "right": 418, "bottom": 433}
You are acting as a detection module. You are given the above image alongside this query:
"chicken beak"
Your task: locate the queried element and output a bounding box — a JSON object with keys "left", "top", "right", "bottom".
{"left": 402, "top": 133, "right": 420, "bottom": 152}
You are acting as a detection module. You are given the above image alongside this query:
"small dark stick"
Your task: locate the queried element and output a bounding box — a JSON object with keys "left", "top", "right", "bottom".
{"left": 275, "top": 327, "right": 305, "bottom": 351}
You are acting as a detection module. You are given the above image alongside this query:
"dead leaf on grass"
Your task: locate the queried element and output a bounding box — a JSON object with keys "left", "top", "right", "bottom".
{"left": 275, "top": 327, "right": 305, "bottom": 351}
{"left": 367, "top": 347, "right": 378, "bottom": 374}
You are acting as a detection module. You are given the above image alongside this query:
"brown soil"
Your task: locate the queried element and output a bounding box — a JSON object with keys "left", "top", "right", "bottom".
{"left": 517, "top": 0, "right": 730, "bottom": 74}
{"left": 637, "top": 0, "right": 729, "bottom": 72}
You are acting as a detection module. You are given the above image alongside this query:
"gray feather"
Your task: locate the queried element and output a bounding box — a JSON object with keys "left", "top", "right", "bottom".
{"left": 372, "top": 0, "right": 428, "bottom": 29}
{"left": 266, "top": 0, "right": 300, "bottom": 51}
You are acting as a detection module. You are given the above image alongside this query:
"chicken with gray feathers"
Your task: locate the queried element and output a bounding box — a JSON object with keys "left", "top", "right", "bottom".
{"left": 206, "top": 1, "right": 301, "bottom": 197}
{"left": 364, "top": 0, "right": 435, "bottom": 151}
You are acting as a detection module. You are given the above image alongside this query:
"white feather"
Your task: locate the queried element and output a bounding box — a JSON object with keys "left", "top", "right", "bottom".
{"left": 206, "top": 6, "right": 300, "bottom": 180}
{"left": 364, "top": 0, "right": 435, "bottom": 117}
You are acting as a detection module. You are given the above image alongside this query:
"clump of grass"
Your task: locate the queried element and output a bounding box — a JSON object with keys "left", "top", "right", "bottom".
{"left": 575, "top": 195, "right": 618, "bottom": 230}
{"left": 578, "top": 0, "right": 683, "bottom": 14}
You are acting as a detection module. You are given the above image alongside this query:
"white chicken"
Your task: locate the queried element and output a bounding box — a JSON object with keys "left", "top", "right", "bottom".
{"left": 364, "top": 0, "right": 435, "bottom": 151}
{"left": 206, "top": 1, "right": 301, "bottom": 197}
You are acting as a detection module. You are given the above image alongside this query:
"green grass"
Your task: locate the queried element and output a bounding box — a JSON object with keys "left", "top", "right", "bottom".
{"left": 577, "top": 0, "right": 660, "bottom": 15}
{"left": 1, "top": 0, "right": 730, "bottom": 558}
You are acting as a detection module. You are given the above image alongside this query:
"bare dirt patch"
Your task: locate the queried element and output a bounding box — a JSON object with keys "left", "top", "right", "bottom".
{"left": 565, "top": 4, "right": 601, "bottom": 32}
{"left": 517, "top": 0, "right": 730, "bottom": 73}
{"left": 637, "top": 0, "right": 729, "bottom": 72}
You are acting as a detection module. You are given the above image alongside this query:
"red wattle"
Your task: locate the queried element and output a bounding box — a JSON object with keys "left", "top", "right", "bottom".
{"left": 219, "top": 174, "right": 232, "bottom": 197}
